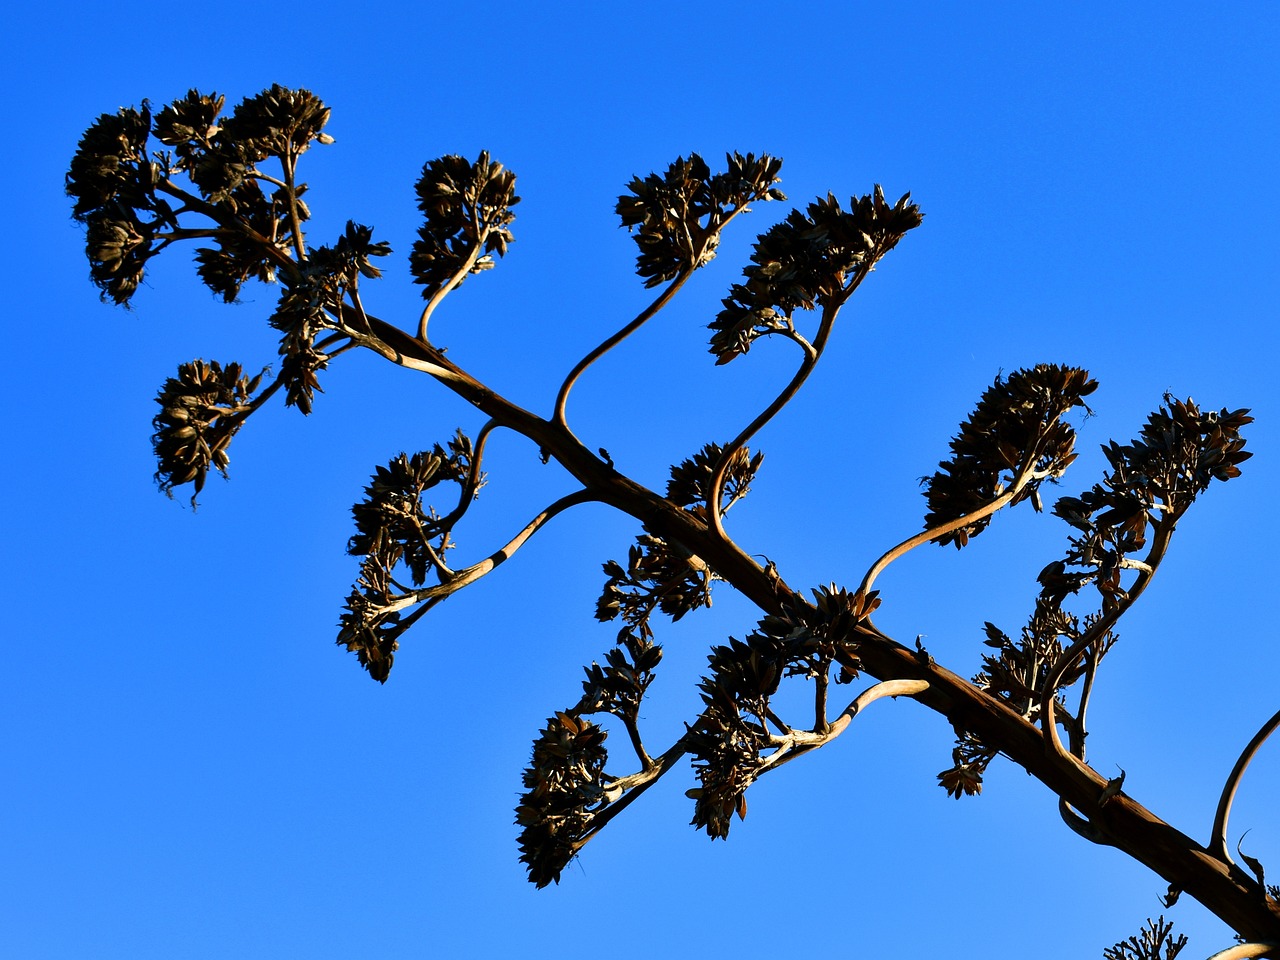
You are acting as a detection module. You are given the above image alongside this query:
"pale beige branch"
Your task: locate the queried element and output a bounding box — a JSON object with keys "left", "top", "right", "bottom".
{"left": 1203, "top": 943, "right": 1280, "bottom": 960}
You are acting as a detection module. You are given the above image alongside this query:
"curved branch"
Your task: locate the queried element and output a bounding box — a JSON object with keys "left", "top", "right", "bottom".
{"left": 857, "top": 484, "right": 1025, "bottom": 602}
{"left": 705, "top": 251, "right": 888, "bottom": 541}
{"left": 1040, "top": 518, "right": 1176, "bottom": 765}
{"left": 553, "top": 267, "right": 694, "bottom": 433}
{"left": 856, "top": 427, "right": 1068, "bottom": 604}
{"left": 704, "top": 300, "right": 831, "bottom": 541}
{"left": 382, "top": 488, "right": 599, "bottom": 613}
{"left": 554, "top": 196, "right": 767, "bottom": 434}
{"left": 417, "top": 230, "right": 489, "bottom": 343}
{"left": 1210, "top": 707, "right": 1280, "bottom": 864}
{"left": 1058, "top": 798, "right": 1114, "bottom": 847}
{"left": 575, "top": 679, "right": 930, "bottom": 862}
{"left": 756, "top": 679, "right": 931, "bottom": 775}
{"left": 1203, "top": 944, "right": 1280, "bottom": 960}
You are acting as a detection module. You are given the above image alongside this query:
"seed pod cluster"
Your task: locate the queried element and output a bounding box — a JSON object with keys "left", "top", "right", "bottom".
{"left": 151, "top": 359, "right": 263, "bottom": 505}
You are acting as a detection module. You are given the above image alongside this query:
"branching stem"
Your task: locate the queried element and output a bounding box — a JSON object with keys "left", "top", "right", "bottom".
{"left": 1040, "top": 518, "right": 1176, "bottom": 765}
{"left": 382, "top": 488, "right": 598, "bottom": 612}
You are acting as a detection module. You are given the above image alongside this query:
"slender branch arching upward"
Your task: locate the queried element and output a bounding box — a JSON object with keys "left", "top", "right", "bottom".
{"left": 554, "top": 267, "right": 694, "bottom": 434}
{"left": 1209, "top": 706, "right": 1280, "bottom": 865}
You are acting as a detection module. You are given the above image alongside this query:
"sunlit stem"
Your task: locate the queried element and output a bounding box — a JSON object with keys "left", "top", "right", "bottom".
{"left": 706, "top": 252, "right": 882, "bottom": 542}
{"left": 1202, "top": 944, "right": 1280, "bottom": 960}
{"left": 704, "top": 305, "right": 826, "bottom": 542}
{"left": 756, "top": 679, "right": 931, "bottom": 775}
{"left": 417, "top": 231, "right": 490, "bottom": 343}
{"left": 1209, "top": 706, "right": 1280, "bottom": 865}
{"left": 553, "top": 267, "right": 694, "bottom": 434}
{"left": 1040, "top": 517, "right": 1176, "bottom": 765}
{"left": 280, "top": 146, "right": 307, "bottom": 261}
{"left": 856, "top": 450, "right": 1058, "bottom": 604}
{"left": 380, "top": 489, "right": 598, "bottom": 613}
{"left": 620, "top": 713, "right": 653, "bottom": 770}
{"left": 579, "top": 739, "right": 690, "bottom": 850}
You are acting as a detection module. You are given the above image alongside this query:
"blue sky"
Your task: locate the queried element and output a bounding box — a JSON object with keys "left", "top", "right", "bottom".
{"left": 5, "top": 3, "right": 1279, "bottom": 957}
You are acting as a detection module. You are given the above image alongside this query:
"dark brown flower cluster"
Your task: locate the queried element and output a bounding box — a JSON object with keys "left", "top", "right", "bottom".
{"left": 409, "top": 152, "right": 518, "bottom": 297}
{"left": 665, "top": 442, "right": 764, "bottom": 517}
{"left": 338, "top": 434, "right": 477, "bottom": 681}
{"left": 270, "top": 221, "right": 391, "bottom": 413}
{"left": 595, "top": 534, "right": 715, "bottom": 632}
{"left": 1040, "top": 399, "right": 1251, "bottom": 604}
{"left": 938, "top": 604, "right": 1114, "bottom": 797}
{"left": 923, "top": 364, "right": 1098, "bottom": 547}
{"left": 615, "top": 152, "right": 785, "bottom": 288}
{"left": 66, "top": 103, "right": 167, "bottom": 304}
{"left": 1102, "top": 916, "right": 1187, "bottom": 960}
{"left": 67, "top": 87, "right": 338, "bottom": 307}
{"left": 575, "top": 631, "right": 663, "bottom": 726}
{"left": 709, "top": 185, "right": 922, "bottom": 364}
{"left": 515, "top": 712, "right": 610, "bottom": 888}
{"left": 596, "top": 444, "right": 765, "bottom": 635}
{"left": 688, "top": 585, "right": 873, "bottom": 837}
{"left": 151, "top": 360, "right": 264, "bottom": 505}
{"left": 153, "top": 86, "right": 333, "bottom": 202}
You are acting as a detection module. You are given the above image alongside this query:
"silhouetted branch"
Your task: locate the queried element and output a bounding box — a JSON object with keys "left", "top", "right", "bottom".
{"left": 554, "top": 267, "right": 694, "bottom": 433}
{"left": 1210, "top": 707, "right": 1280, "bottom": 865}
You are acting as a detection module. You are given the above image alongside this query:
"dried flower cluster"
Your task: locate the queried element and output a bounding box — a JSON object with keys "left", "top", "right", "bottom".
{"left": 71, "top": 87, "right": 1278, "bottom": 954}
{"left": 923, "top": 363, "right": 1097, "bottom": 546}
{"left": 1041, "top": 399, "right": 1252, "bottom": 604}
{"left": 151, "top": 360, "right": 264, "bottom": 504}
{"left": 1103, "top": 916, "right": 1188, "bottom": 960}
{"left": 410, "top": 151, "right": 518, "bottom": 297}
{"left": 939, "top": 397, "right": 1251, "bottom": 798}
{"left": 515, "top": 712, "right": 610, "bottom": 888}
{"left": 709, "top": 186, "right": 923, "bottom": 363}
{"left": 338, "top": 433, "right": 477, "bottom": 681}
{"left": 616, "top": 152, "right": 785, "bottom": 287}
{"left": 688, "top": 585, "right": 875, "bottom": 837}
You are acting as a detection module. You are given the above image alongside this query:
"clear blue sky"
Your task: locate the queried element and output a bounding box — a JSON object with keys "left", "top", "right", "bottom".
{"left": 4, "top": 3, "right": 1278, "bottom": 957}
